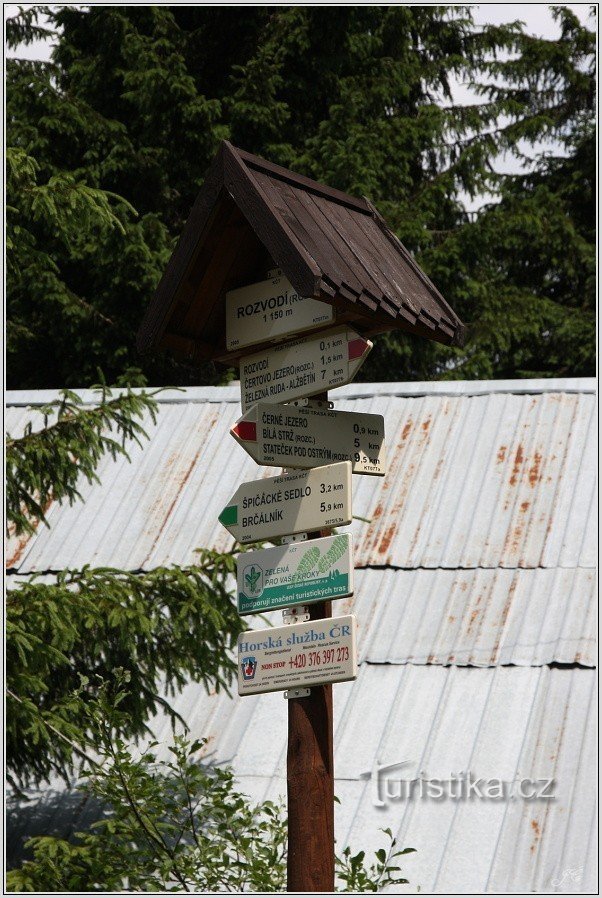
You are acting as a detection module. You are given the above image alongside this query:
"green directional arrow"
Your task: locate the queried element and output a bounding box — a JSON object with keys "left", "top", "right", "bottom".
{"left": 219, "top": 504, "right": 238, "bottom": 527}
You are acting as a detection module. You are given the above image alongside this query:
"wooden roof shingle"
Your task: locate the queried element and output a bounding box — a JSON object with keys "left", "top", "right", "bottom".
{"left": 137, "top": 141, "right": 465, "bottom": 363}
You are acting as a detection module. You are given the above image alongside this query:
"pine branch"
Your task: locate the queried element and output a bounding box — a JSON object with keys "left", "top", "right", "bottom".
{"left": 6, "top": 385, "right": 164, "bottom": 536}
{"left": 6, "top": 689, "right": 101, "bottom": 772}
{"left": 5, "top": 6, "right": 55, "bottom": 50}
{"left": 6, "top": 555, "right": 245, "bottom": 789}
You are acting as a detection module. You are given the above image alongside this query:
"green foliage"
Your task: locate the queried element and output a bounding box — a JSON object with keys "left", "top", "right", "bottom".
{"left": 420, "top": 5, "right": 597, "bottom": 379}
{"left": 7, "top": 678, "right": 414, "bottom": 892}
{"left": 5, "top": 139, "right": 157, "bottom": 388}
{"left": 5, "top": 5, "right": 54, "bottom": 50}
{"left": 6, "top": 550, "right": 244, "bottom": 790}
{"left": 6, "top": 382, "right": 161, "bottom": 536}
{"left": 336, "top": 828, "right": 416, "bottom": 892}
{"left": 5, "top": 381, "right": 244, "bottom": 795}
{"left": 7, "top": 679, "right": 287, "bottom": 892}
{"left": 5, "top": 382, "right": 415, "bottom": 889}
{"left": 6, "top": 6, "right": 595, "bottom": 388}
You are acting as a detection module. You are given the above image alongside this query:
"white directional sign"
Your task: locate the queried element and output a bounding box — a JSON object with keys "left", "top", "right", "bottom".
{"left": 231, "top": 401, "right": 385, "bottom": 476}
{"left": 226, "top": 273, "right": 334, "bottom": 351}
{"left": 239, "top": 326, "right": 372, "bottom": 412}
{"left": 238, "top": 615, "right": 357, "bottom": 695}
{"left": 218, "top": 461, "right": 352, "bottom": 543}
{"left": 237, "top": 534, "right": 353, "bottom": 615}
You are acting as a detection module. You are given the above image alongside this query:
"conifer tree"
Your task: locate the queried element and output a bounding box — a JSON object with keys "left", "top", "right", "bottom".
{"left": 5, "top": 383, "right": 244, "bottom": 791}
{"left": 7, "top": 5, "right": 595, "bottom": 388}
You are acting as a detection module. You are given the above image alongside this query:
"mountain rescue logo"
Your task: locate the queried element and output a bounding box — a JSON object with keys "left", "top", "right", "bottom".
{"left": 241, "top": 656, "right": 258, "bottom": 680}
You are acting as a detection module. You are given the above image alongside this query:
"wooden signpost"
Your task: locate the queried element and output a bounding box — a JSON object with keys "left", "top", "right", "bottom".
{"left": 219, "top": 287, "right": 377, "bottom": 893}
{"left": 139, "top": 142, "right": 464, "bottom": 897}
{"left": 231, "top": 401, "right": 386, "bottom": 475}
{"left": 240, "top": 325, "right": 372, "bottom": 411}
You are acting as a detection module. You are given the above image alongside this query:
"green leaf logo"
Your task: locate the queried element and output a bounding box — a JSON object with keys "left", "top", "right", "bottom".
{"left": 244, "top": 566, "right": 262, "bottom": 595}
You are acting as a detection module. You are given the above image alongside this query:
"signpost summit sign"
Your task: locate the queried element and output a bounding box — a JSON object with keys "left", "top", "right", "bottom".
{"left": 218, "top": 461, "right": 352, "bottom": 543}
{"left": 237, "top": 615, "right": 357, "bottom": 695}
{"left": 226, "top": 273, "right": 334, "bottom": 351}
{"left": 239, "top": 326, "right": 372, "bottom": 412}
{"left": 237, "top": 534, "right": 353, "bottom": 615}
{"left": 232, "top": 401, "right": 386, "bottom": 476}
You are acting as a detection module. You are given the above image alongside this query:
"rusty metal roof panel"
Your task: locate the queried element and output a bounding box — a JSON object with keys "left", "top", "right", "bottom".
{"left": 6, "top": 379, "right": 596, "bottom": 891}
{"left": 6, "top": 377, "right": 594, "bottom": 407}
{"left": 6, "top": 380, "right": 595, "bottom": 573}
{"left": 348, "top": 567, "right": 596, "bottom": 667}
{"left": 331, "top": 665, "right": 598, "bottom": 894}
{"left": 6, "top": 399, "right": 262, "bottom": 572}
{"left": 153, "top": 667, "right": 598, "bottom": 894}
{"left": 342, "top": 388, "right": 597, "bottom": 569}
{"left": 8, "top": 666, "right": 596, "bottom": 893}
{"left": 9, "top": 557, "right": 595, "bottom": 670}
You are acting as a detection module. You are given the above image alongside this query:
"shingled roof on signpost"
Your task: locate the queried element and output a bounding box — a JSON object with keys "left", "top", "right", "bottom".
{"left": 137, "top": 141, "right": 465, "bottom": 364}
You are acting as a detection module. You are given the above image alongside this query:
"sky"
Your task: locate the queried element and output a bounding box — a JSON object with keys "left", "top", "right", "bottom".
{"left": 5, "top": 3, "right": 596, "bottom": 210}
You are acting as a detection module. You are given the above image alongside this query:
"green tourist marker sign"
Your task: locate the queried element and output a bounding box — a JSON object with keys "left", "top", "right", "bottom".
{"left": 237, "top": 534, "right": 353, "bottom": 615}
{"left": 218, "top": 461, "right": 352, "bottom": 543}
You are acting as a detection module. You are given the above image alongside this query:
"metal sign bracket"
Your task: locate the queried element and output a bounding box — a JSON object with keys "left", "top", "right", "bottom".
{"left": 284, "top": 687, "right": 311, "bottom": 700}
{"left": 281, "top": 532, "right": 308, "bottom": 545}
{"left": 282, "top": 605, "right": 310, "bottom": 625}
{"left": 292, "top": 398, "right": 334, "bottom": 410}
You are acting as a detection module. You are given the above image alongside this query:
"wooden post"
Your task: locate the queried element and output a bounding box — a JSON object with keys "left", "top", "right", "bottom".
{"left": 287, "top": 595, "right": 334, "bottom": 892}
{"left": 287, "top": 390, "right": 335, "bottom": 892}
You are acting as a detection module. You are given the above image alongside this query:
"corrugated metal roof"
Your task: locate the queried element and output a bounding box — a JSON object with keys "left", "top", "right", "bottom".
{"left": 6, "top": 376, "right": 595, "bottom": 407}
{"left": 142, "top": 666, "right": 598, "bottom": 894}
{"left": 5, "top": 378, "right": 597, "bottom": 892}
{"left": 7, "top": 380, "right": 596, "bottom": 572}
{"left": 8, "top": 563, "right": 595, "bottom": 669}
{"left": 351, "top": 567, "right": 596, "bottom": 667}
{"left": 7, "top": 666, "right": 597, "bottom": 893}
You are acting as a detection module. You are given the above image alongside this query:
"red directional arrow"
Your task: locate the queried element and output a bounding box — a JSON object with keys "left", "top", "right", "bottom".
{"left": 232, "top": 420, "right": 257, "bottom": 442}
{"left": 347, "top": 337, "right": 370, "bottom": 360}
